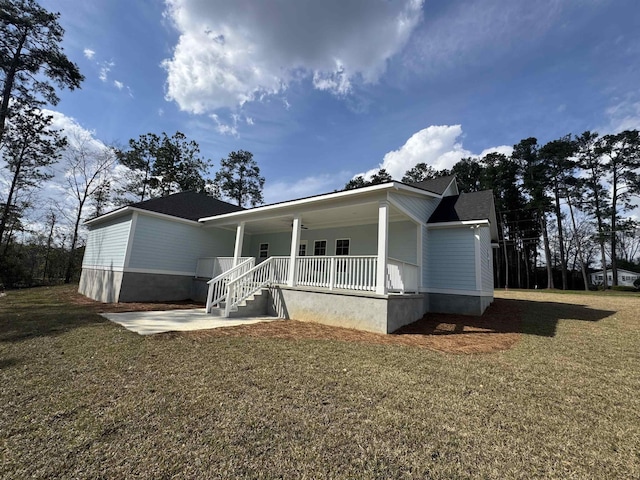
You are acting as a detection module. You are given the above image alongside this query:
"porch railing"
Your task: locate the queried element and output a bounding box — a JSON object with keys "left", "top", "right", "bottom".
{"left": 295, "top": 255, "right": 378, "bottom": 291}
{"left": 205, "top": 257, "right": 255, "bottom": 313}
{"left": 386, "top": 257, "right": 419, "bottom": 293}
{"left": 224, "top": 257, "right": 280, "bottom": 317}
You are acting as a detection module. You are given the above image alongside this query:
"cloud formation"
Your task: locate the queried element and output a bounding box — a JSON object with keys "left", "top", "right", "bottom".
{"left": 83, "top": 48, "right": 95, "bottom": 60}
{"left": 361, "top": 125, "right": 512, "bottom": 180}
{"left": 162, "top": 0, "right": 424, "bottom": 113}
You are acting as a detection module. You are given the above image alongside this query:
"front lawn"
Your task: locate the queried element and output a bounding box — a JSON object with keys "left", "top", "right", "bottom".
{"left": 1, "top": 286, "right": 638, "bottom": 479}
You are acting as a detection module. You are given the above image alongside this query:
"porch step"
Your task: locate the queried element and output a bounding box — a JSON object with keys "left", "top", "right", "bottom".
{"left": 209, "top": 288, "right": 271, "bottom": 318}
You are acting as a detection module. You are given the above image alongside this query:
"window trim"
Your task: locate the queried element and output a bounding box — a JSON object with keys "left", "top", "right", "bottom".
{"left": 258, "top": 242, "right": 269, "bottom": 259}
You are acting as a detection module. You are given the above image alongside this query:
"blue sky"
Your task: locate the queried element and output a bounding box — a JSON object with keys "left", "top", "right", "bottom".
{"left": 40, "top": 0, "right": 640, "bottom": 204}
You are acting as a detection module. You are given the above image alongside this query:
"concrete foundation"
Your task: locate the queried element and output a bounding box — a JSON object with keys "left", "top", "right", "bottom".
{"left": 426, "top": 292, "right": 493, "bottom": 316}
{"left": 118, "top": 272, "right": 193, "bottom": 302}
{"left": 79, "top": 268, "right": 124, "bottom": 303}
{"left": 268, "top": 286, "right": 425, "bottom": 334}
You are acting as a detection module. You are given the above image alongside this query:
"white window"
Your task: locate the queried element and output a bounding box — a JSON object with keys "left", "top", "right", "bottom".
{"left": 336, "top": 238, "right": 350, "bottom": 256}
{"left": 259, "top": 243, "right": 269, "bottom": 259}
{"left": 298, "top": 240, "right": 307, "bottom": 256}
{"left": 314, "top": 240, "right": 327, "bottom": 256}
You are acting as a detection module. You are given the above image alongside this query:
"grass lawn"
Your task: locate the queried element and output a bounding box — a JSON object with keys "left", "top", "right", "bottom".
{"left": 1, "top": 286, "right": 639, "bottom": 479}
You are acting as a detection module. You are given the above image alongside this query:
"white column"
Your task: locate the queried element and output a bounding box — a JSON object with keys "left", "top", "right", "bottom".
{"left": 376, "top": 201, "right": 389, "bottom": 295}
{"left": 288, "top": 215, "right": 301, "bottom": 287}
{"left": 233, "top": 222, "right": 245, "bottom": 266}
{"left": 417, "top": 223, "right": 423, "bottom": 289}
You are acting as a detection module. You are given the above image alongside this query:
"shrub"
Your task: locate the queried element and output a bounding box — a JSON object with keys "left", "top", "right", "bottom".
{"left": 611, "top": 285, "right": 638, "bottom": 292}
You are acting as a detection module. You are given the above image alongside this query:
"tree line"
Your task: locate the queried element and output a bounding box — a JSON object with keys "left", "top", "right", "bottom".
{"left": 346, "top": 132, "right": 640, "bottom": 290}
{"left": 0, "top": 1, "right": 264, "bottom": 288}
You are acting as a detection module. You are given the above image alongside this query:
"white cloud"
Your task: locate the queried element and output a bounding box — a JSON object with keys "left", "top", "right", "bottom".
{"left": 99, "top": 61, "right": 115, "bottom": 82}
{"left": 162, "top": 0, "right": 424, "bottom": 113}
{"left": 263, "top": 171, "right": 350, "bottom": 204}
{"left": 603, "top": 99, "right": 640, "bottom": 133}
{"left": 210, "top": 113, "right": 239, "bottom": 137}
{"left": 83, "top": 48, "right": 95, "bottom": 60}
{"left": 113, "top": 80, "right": 124, "bottom": 90}
{"left": 358, "top": 125, "right": 513, "bottom": 180}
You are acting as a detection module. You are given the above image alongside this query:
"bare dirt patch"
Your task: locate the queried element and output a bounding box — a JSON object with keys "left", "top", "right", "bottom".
{"left": 160, "top": 299, "right": 522, "bottom": 354}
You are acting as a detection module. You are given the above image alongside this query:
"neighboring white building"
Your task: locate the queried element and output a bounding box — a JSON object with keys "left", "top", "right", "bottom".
{"left": 79, "top": 176, "right": 499, "bottom": 334}
{"left": 589, "top": 268, "right": 640, "bottom": 288}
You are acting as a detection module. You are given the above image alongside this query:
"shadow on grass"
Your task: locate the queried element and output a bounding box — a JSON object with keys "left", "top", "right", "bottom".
{"left": 396, "top": 298, "right": 616, "bottom": 338}
{"left": 0, "top": 303, "right": 109, "bottom": 343}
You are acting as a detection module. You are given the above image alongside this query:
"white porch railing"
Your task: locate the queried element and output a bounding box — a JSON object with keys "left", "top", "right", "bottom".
{"left": 386, "top": 257, "right": 419, "bottom": 293}
{"left": 224, "top": 257, "right": 279, "bottom": 317}
{"left": 205, "top": 257, "right": 255, "bottom": 313}
{"left": 196, "top": 256, "right": 252, "bottom": 278}
{"left": 296, "top": 255, "right": 378, "bottom": 291}
{"left": 204, "top": 254, "right": 420, "bottom": 317}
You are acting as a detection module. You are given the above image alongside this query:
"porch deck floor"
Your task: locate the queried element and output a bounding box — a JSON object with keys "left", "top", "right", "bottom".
{"left": 101, "top": 309, "right": 282, "bottom": 335}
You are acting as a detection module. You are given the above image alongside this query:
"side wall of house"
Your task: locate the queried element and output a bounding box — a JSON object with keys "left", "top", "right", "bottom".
{"left": 127, "top": 215, "right": 236, "bottom": 274}
{"left": 424, "top": 226, "right": 493, "bottom": 315}
{"left": 78, "top": 215, "right": 132, "bottom": 302}
{"left": 119, "top": 215, "right": 236, "bottom": 302}
{"left": 425, "top": 227, "right": 476, "bottom": 291}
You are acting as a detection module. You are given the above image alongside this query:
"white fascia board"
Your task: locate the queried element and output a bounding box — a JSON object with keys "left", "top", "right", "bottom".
{"left": 130, "top": 208, "right": 201, "bottom": 226}
{"left": 199, "top": 182, "right": 435, "bottom": 223}
{"left": 84, "top": 207, "right": 131, "bottom": 226}
{"left": 84, "top": 206, "right": 201, "bottom": 227}
{"left": 426, "top": 219, "right": 490, "bottom": 229}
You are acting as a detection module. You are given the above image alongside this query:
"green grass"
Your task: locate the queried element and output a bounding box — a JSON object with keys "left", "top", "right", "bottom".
{"left": 1, "top": 286, "right": 639, "bottom": 479}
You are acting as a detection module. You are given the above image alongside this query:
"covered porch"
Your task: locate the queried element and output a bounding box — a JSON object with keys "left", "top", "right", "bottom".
{"left": 198, "top": 187, "right": 428, "bottom": 331}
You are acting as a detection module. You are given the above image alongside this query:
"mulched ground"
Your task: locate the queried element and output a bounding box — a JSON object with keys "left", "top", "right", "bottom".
{"left": 69, "top": 287, "right": 522, "bottom": 354}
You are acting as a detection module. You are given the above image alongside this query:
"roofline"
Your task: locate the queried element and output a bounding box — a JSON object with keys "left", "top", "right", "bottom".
{"left": 85, "top": 206, "right": 201, "bottom": 227}
{"left": 198, "top": 181, "right": 439, "bottom": 223}
{"left": 426, "top": 219, "right": 491, "bottom": 229}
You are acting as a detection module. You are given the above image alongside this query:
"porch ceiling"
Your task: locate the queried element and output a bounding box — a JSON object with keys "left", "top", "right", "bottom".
{"left": 203, "top": 200, "right": 411, "bottom": 234}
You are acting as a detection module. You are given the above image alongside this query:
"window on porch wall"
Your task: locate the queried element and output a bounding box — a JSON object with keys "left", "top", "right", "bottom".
{"left": 259, "top": 243, "right": 269, "bottom": 259}
{"left": 336, "top": 239, "right": 350, "bottom": 255}
{"left": 314, "top": 240, "right": 327, "bottom": 256}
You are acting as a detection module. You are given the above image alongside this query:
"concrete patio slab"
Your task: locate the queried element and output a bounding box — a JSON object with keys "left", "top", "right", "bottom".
{"left": 101, "top": 309, "right": 282, "bottom": 335}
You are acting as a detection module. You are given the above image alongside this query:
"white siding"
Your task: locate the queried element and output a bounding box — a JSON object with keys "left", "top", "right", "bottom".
{"left": 82, "top": 215, "right": 131, "bottom": 268}
{"left": 248, "top": 221, "right": 417, "bottom": 264}
{"left": 425, "top": 227, "right": 476, "bottom": 290}
{"left": 442, "top": 180, "right": 459, "bottom": 197}
{"left": 479, "top": 226, "right": 493, "bottom": 292}
{"left": 128, "top": 214, "right": 236, "bottom": 273}
{"left": 389, "top": 192, "right": 440, "bottom": 223}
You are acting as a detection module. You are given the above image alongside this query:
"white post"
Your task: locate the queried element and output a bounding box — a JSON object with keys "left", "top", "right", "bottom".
{"left": 417, "top": 224, "right": 423, "bottom": 290}
{"left": 288, "top": 215, "right": 301, "bottom": 287}
{"left": 233, "top": 222, "right": 245, "bottom": 267}
{"left": 474, "top": 225, "right": 482, "bottom": 291}
{"left": 329, "top": 257, "right": 336, "bottom": 290}
{"left": 376, "top": 200, "right": 389, "bottom": 295}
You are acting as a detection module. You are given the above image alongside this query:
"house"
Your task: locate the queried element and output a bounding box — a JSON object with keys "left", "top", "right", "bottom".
{"left": 79, "top": 176, "right": 499, "bottom": 334}
{"left": 589, "top": 268, "right": 640, "bottom": 288}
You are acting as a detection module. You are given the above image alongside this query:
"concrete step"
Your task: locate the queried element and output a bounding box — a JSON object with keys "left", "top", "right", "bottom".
{"left": 209, "top": 288, "right": 271, "bottom": 318}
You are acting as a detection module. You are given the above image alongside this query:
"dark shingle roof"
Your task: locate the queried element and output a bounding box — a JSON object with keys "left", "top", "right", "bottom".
{"left": 428, "top": 190, "right": 494, "bottom": 223}
{"left": 408, "top": 175, "right": 456, "bottom": 195}
{"left": 130, "top": 191, "right": 244, "bottom": 221}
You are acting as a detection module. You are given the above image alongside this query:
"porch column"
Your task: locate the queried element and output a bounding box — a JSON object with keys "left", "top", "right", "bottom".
{"left": 417, "top": 224, "right": 424, "bottom": 289}
{"left": 233, "top": 222, "right": 245, "bottom": 266}
{"left": 288, "top": 215, "right": 301, "bottom": 287}
{"left": 376, "top": 200, "right": 389, "bottom": 295}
